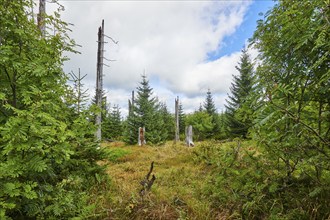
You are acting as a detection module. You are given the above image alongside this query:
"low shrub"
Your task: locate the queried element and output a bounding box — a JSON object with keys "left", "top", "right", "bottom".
{"left": 194, "top": 140, "right": 330, "bottom": 219}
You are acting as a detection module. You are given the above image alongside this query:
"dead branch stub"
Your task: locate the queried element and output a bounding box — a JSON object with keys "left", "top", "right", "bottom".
{"left": 140, "top": 161, "right": 156, "bottom": 198}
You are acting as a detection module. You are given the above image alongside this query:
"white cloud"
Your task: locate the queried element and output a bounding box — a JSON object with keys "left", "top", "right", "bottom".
{"left": 170, "top": 52, "right": 242, "bottom": 96}
{"left": 43, "top": 0, "right": 253, "bottom": 116}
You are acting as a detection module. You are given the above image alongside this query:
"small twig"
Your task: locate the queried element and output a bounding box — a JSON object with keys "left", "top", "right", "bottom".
{"left": 103, "top": 34, "right": 119, "bottom": 44}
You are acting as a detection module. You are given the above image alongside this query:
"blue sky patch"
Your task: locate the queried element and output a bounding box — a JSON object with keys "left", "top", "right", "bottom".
{"left": 207, "top": 0, "right": 275, "bottom": 61}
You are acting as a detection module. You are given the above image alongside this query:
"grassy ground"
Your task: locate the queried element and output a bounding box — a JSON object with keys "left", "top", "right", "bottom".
{"left": 92, "top": 140, "right": 330, "bottom": 220}
{"left": 100, "top": 141, "right": 226, "bottom": 220}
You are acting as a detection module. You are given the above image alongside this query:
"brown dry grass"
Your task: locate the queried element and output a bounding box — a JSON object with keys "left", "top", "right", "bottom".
{"left": 100, "top": 141, "right": 223, "bottom": 220}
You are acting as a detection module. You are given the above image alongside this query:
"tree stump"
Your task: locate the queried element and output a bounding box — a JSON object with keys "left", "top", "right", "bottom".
{"left": 185, "top": 125, "right": 194, "bottom": 147}
{"left": 138, "top": 127, "right": 146, "bottom": 146}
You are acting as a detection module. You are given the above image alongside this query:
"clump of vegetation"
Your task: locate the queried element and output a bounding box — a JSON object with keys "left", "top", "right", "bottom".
{"left": 194, "top": 141, "right": 330, "bottom": 219}
{"left": 0, "top": 1, "right": 110, "bottom": 218}
{"left": 104, "top": 142, "right": 218, "bottom": 219}
{"left": 107, "top": 147, "right": 131, "bottom": 162}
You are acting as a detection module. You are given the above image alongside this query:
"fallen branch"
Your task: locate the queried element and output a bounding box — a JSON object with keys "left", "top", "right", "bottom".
{"left": 140, "top": 161, "right": 156, "bottom": 197}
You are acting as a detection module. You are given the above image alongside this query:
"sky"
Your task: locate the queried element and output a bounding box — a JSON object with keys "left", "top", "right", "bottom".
{"left": 43, "top": 0, "right": 275, "bottom": 117}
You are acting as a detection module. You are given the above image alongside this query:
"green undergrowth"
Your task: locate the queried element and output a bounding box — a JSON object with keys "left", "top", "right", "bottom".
{"left": 93, "top": 140, "right": 329, "bottom": 219}
{"left": 99, "top": 142, "right": 218, "bottom": 219}
{"left": 194, "top": 140, "right": 330, "bottom": 219}
{"left": 106, "top": 147, "right": 131, "bottom": 163}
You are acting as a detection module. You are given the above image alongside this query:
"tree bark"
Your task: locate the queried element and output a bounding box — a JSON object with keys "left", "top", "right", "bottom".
{"left": 175, "top": 96, "right": 180, "bottom": 142}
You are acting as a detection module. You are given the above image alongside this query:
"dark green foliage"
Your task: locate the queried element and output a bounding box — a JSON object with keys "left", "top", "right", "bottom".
{"left": 68, "top": 68, "right": 89, "bottom": 114}
{"left": 103, "top": 105, "right": 123, "bottom": 141}
{"left": 225, "top": 49, "right": 255, "bottom": 138}
{"left": 123, "top": 93, "right": 138, "bottom": 145}
{"left": 107, "top": 148, "right": 130, "bottom": 162}
{"left": 124, "top": 75, "right": 170, "bottom": 145}
{"left": 194, "top": 141, "right": 330, "bottom": 219}
{"left": 185, "top": 111, "right": 214, "bottom": 141}
{"left": 0, "top": 1, "right": 109, "bottom": 218}
{"left": 251, "top": 0, "right": 330, "bottom": 203}
{"left": 159, "top": 102, "right": 175, "bottom": 141}
{"left": 194, "top": 1, "right": 330, "bottom": 218}
{"left": 123, "top": 112, "right": 138, "bottom": 145}
{"left": 178, "top": 102, "right": 186, "bottom": 135}
{"left": 203, "top": 89, "right": 221, "bottom": 139}
{"left": 213, "top": 110, "right": 227, "bottom": 140}
{"left": 91, "top": 90, "right": 107, "bottom": 124}
{"left": 184, "top": 90, "right": 223, "bottom": 140}
{"left": 203, "top": 89, "right": 217, "bottom": 116}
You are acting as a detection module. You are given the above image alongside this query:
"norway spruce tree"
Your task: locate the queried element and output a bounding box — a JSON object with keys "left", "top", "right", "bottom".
{"left": 203, "top": 89, "right": 217, "bottom": 116}
{"left": 159, "top": 102, "right": 175, "bottom": 141}
{"left": 203, "top": 89, "right": 220, "bottom": 138}
{"left": 123, "top": 108, "right": 137, "bottom": 145}
{"left": 68, "top": 69, "right": 89, "bottom": 114}
{"left": 225, "top": 49, "right": 255, "bottom": 138}
{"left": 0, "top": 1, "right": 108, "bottom": 218}
{"left": 178, "top": 102, "right": 186, "bottom": 135}
{"left": 124, "top": 75, "right": 167, "bottom": 145}
{"left": 103, "top": 105, "right": 123, "bottom": 140}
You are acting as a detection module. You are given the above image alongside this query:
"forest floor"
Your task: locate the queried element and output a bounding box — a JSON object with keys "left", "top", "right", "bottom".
{"left": 100, "top": 141, "right": 228, "bottom": 220}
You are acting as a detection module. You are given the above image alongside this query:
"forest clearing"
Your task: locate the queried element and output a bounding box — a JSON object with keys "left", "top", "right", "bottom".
{"left": 102, "top": 141, "right": 248, "bottom": 220}
{"left": 1, "top": 0, "right": 329, "bottom": 219}
{"left": 92, "top": 140, "right": 329, "bottom": 220}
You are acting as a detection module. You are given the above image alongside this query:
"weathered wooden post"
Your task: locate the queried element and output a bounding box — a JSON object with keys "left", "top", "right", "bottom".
{"left": 185, "top": 125, "right": 194, "bottom": 147}
{"left": 174, "top": 96, "right": 180, "bottom": 143}
{"left": 138, "top": 127, "right": 146, "bottom": 146}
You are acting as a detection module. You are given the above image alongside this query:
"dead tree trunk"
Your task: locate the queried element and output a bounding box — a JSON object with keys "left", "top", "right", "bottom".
{"left": 175, "top": 96, "right": 180, "bottom": 143}
{"left": 185, "top": 125, "right": 194, "bottom": 147}
{"left": 95, "top": 20, "right": 105, "bottom": 141}
{"left": 37, "top": 0, "right": 46, "bottom": 36}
